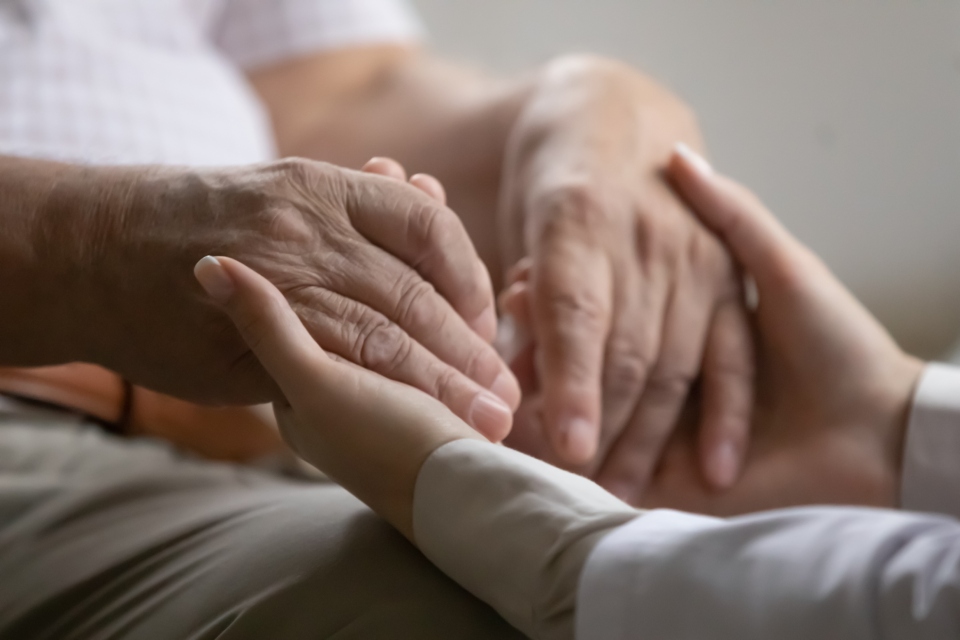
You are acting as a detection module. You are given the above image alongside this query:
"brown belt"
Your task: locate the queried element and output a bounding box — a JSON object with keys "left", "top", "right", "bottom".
{"left": 0, "top": 363, "right": 285, "bottom": 462}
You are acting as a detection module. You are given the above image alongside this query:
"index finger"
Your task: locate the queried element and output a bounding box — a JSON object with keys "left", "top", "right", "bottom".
{"left": 344, "top": 171, "right": 498, "bottom": 342}
{"left": 532, "top": 231, "right": 613, "bottom": 465}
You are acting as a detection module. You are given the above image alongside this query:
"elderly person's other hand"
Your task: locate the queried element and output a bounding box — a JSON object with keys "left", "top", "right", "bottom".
{"left": 497, "top": 57, "right": 754, "bottom": 500}
{"left": 34, "top": 159, "right": 518, "bottom": 440}
{"left": 638, "top": 146, "right": 924, "bottom": 514}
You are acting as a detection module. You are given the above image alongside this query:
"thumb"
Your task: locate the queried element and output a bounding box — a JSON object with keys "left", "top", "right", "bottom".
{"left": 669, "top": 143, "right": 820, "bottom": 296}
{"left": 193, "top": 255, "right": 331, "bottom": 401}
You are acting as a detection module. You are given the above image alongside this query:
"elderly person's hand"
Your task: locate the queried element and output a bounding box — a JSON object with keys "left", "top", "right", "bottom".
{"left": 497, "top": 57, "right": 754, "bottom": 499}
{"left": 36, "top": 158, "right": 518, "bottom": 440}
{"left": 194, "top": 253, "right": 485, "bottom": 539}
{"left": 639, "top": 146, "right": 924, "bottom": 514}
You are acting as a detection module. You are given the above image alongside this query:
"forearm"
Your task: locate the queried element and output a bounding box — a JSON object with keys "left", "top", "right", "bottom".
{"left": 414, "top": 439, "right": 639, "bottom": 639}
{"left": 581, "top": 507, "right": 960, "bottom": 639}
{"left": 0, "top": 156, "right": 128, "bottom": 365}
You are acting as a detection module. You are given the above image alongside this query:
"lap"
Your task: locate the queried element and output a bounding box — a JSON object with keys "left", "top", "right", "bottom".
{"left": 0, "top": 403, "right": 519, "bottom": 640}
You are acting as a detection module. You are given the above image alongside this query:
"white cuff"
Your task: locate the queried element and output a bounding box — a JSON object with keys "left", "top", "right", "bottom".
{"left": 577, "top": 510, "right": 721, "bottom": 639}
{"left": 900, "top": 363, "right": 960, "bottom": 518}
{"left": 413, "top": 439, "right": 640, "bottom": 639}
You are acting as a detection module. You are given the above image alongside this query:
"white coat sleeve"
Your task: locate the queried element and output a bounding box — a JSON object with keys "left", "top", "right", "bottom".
{"left": 413, "top": 439, "right": 639, "bottom": 640}
{"left": 901, "top": 363, "right": 960, "bottom": 518}
{"left": 412, "top": 365, "right": 960, "bottom": 640}
{"left": 577, "top": 506, "right": 960, "bottom": 639}
{"left": 578, "top": 362, "right": 960, "bottom": 639}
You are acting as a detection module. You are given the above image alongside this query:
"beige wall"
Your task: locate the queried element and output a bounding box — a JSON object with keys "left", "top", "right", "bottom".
{"left": 412, "top": 0, "right": 960, "bottom": 358}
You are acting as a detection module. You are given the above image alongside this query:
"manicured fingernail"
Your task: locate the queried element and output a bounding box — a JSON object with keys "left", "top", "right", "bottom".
{"left": 194, "top": 256, "right": 234, "bottom": 304}
{"left": 709, "top": 441, "right": 740, "bottom": 488}
{"left": 674, "top": 142, "right": 714, "bottom": 176}
{"left": 469, "top": 391, "right": 513, "bottom": 441}
{"left": 490, "top": 371, "right": 522, "bottom": 410}
{"left": 561, "top": 417, "right": 597, "bottom": 464}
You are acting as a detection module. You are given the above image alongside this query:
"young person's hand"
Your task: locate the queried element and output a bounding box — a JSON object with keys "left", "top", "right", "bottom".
{"left": 639, "top": 146, "right": 925, "bottom": 513}
{"left": 194, "top": 251, "right": 483, "bottom": 540}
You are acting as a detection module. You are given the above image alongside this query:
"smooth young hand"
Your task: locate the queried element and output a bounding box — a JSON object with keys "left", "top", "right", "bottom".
{"left": 194, "top": 251, "right": 483, "bottom": 540}
{"left": 641, "top": 146, "right": 924, "bottom": 514}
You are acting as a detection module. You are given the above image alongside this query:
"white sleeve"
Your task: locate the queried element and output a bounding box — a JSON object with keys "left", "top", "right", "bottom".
{"left": 578, "top": 506, "right": 960, "bottom": 639}
{"left": 413, "top": 439, "right": 639, "bottom": 640}
{"left": 413, "top": 365, "right": 960, "bottom": 640}
{"left": 213, "top": 0, "right": 424, "bottom": 70}
{"left": 901, "top": 363, "right": 960, "bottom": 518}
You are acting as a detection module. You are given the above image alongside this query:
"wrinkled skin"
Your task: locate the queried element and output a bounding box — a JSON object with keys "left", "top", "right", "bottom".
{"left": 37, "top": 158, "right": 518, "bottom": 438}
{"left": 497, "top": 57, "right": 754, "bottom": 497}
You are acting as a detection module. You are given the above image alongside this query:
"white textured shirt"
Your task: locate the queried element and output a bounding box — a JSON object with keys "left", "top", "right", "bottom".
{"left": 413, "top": 363, "right": 960, "bottom": 639}
{"left": 0, "top": 0, "right": 421, "bottom": 167}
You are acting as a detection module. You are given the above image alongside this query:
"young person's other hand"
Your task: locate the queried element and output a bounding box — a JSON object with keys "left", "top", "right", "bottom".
{"left": 641, "top": 146, "right": 924, "bottom": 514}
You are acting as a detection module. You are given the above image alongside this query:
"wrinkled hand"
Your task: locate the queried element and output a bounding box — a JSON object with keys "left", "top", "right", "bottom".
{"left": 640, "top": 146, "right": 924, "bottom": 514}
{"left": 498, "top": 56, "right": 754, "bottom": 499}
{"left": 47, "top": 158, "right": 518, "bottom": 439}
{"left": 194, "top": 253, "right": 482, "bottom": 540}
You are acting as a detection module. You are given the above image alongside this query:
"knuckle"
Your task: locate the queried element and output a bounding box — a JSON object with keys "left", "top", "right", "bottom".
{"left": 460, "top": 339, "right": 497, "bottom": 382}
{"left": 540, "top": 285, "right": 609, "bottom": 336}
{"left": 409, "top": 201, "right": 463, "bottom": 257}
{"left": 429, "top": 366, "right": 461, "bottom": 405}
{"left": 708, "top": 345, "right": 756, "bottom": 382}
{"left": 634, "top": 208, "right": 683, "bottom": 269}
{"left": 603, "top": 338, "right": 653, "bottom": 399}
{"left": 408, "top": 203, "right": 487, "bottom": 301}
{"left": 534, "top": 181, "right": 609, "bottom": 236}
{"left": 393, "top": 274, "right": 444, "bottom": 333}
{"left": 273, "top": 157, "right": 321, "bottom": 189}
{"left": 352, "top": 313, "right": 414, "bottom": 375}
{"left": 645, "top": 371, "right": 695, "bottom": 404}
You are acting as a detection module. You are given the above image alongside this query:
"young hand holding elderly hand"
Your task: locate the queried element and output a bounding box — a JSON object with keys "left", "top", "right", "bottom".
{"left": 198, "top": 146, "right": 924, "bottom": 530}
{"left": 504, "top": 146, "right": 924, "bottom": 510}
{"left": 641, "top": 147, "right": 923, "bottom": 513}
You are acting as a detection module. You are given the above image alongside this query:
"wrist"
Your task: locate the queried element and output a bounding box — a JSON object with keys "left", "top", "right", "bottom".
{"left": 899, "top": 362, "right": 960, "bottom": 517}
{"left": 870, "top": 353, "right": 926, "bottom": 507}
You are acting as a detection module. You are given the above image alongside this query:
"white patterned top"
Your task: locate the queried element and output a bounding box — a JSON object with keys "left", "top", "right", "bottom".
{"left": 0, "top": 0, "right": 422, "bottom": 167}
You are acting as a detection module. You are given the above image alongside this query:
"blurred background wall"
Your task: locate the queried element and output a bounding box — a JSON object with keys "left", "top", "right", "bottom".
{"left": 411, "top": 0, "right": 960, "bottom": 359}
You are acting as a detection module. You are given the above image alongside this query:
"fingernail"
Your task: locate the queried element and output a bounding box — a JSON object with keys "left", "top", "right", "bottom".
{"left": 194, "top": 256, "right": 234, "bottom": 304}
{"left": 709, "top": 441, "right": 740, "bottom": 488}
{"left": 490, "top": 370, "right": 522, "bottom": 410}
{"left": 561, "top": 417, "right": 597, "bottom": 464}
{"left": 469, "top": 391, "right": 513, "bottom": 441}
{"left": 674, "top": 142, "right": 714, "bottom": 177}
